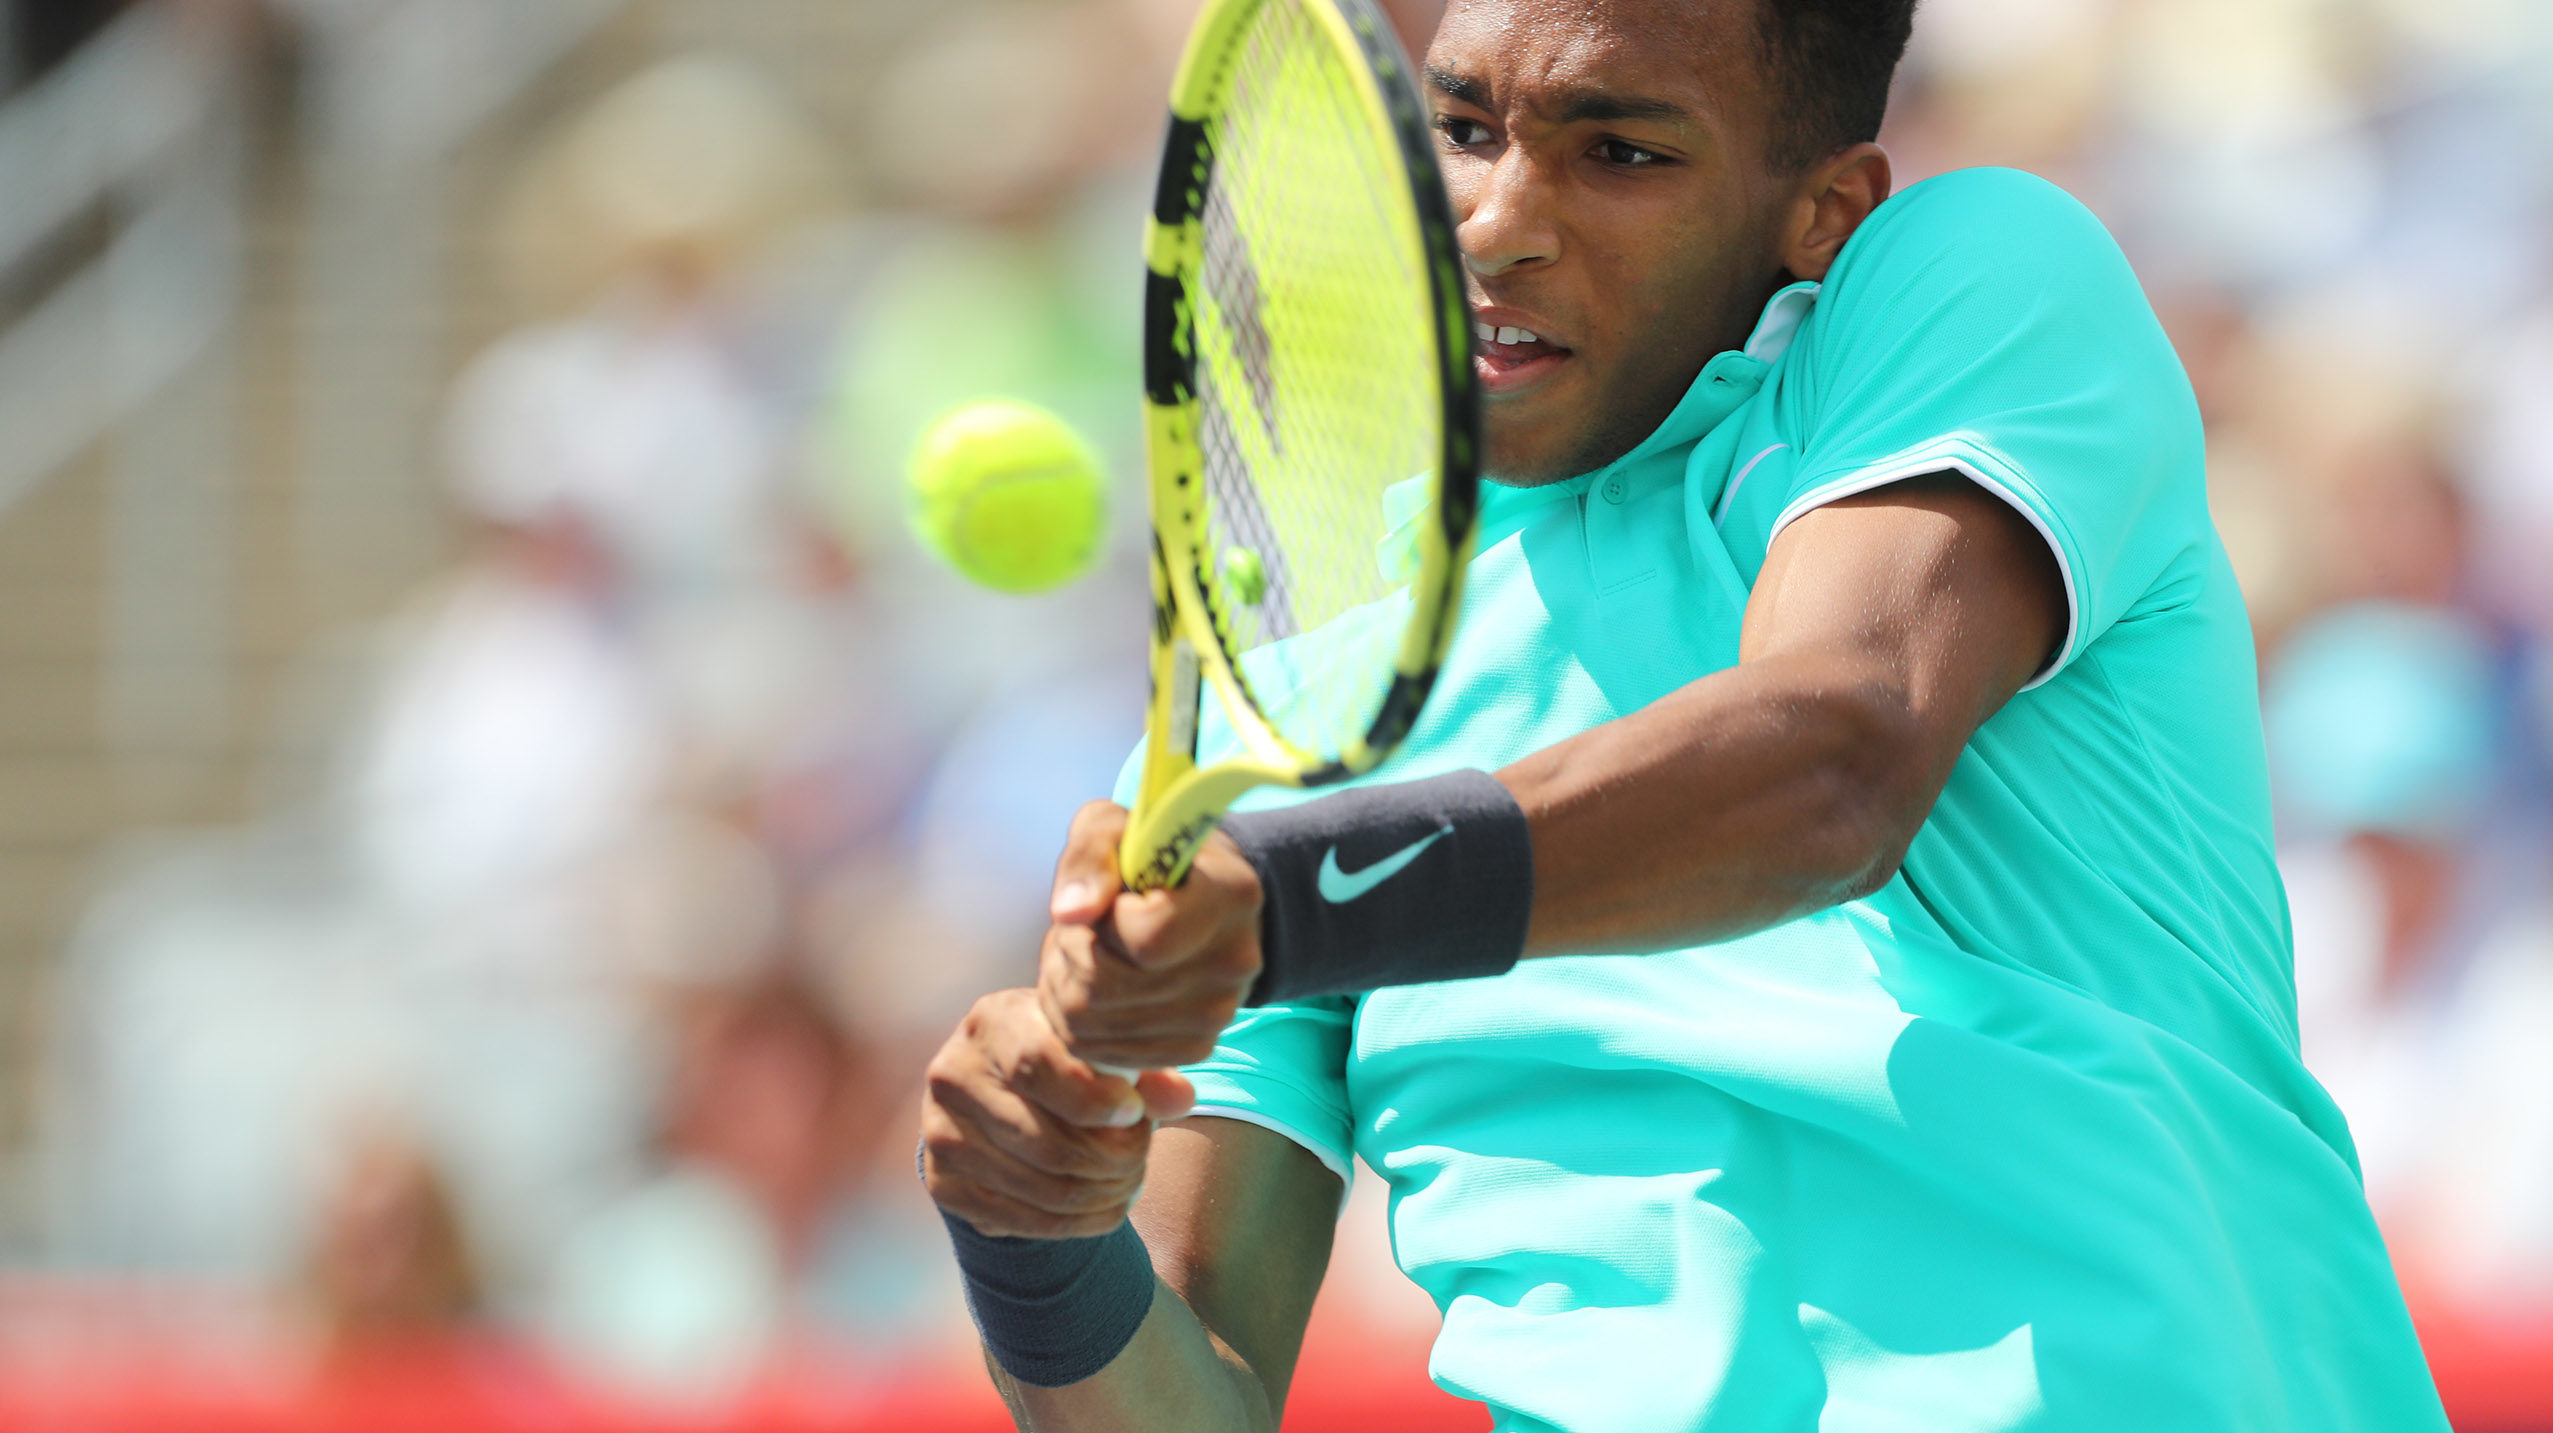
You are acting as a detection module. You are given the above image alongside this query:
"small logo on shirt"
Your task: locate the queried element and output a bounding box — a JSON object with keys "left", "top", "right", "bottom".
{"left": 1317, "top": 826, "right": 1452, "bottom": 904}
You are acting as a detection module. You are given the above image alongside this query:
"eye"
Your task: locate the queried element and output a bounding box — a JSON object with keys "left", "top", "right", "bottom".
{"left": 1437, "top": 115, "right": 1494, "bottom": 149}
{"left": 1596, "top": 139, "right": 1665, "bottom": 167}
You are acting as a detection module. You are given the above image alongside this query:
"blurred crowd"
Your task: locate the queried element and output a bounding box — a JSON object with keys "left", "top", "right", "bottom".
{"left": 42, "top": 0, "right": 1188, "bottom": 1400}
{"left": 12, "top": 0, "right": 2553, "bottom": 1412}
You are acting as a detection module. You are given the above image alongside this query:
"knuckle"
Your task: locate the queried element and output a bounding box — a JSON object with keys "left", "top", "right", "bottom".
{"left": 1086, "top": 1132, "right": 1149, "bottom": 1175}
{"left": 1023, "top": 1130, "right": 1081, "bottom": 1172}
{"left": 922, "top": 1070, "right": 968, "bottom": 1117}
{"left": 1047, "top": 1079, "right": 1115, "bottom": 1126}
{"left": 1009, "top": 1039, "right": 1053, "bottom": 1084}
{"left": 1069, "top": 801, "right": 1126, "bottom": 844}
{"left": 1118, "top": 928, "right": 1178, "bottom": 974}
{"left": 1040, "top": 932, "right": 1096, "bottom": 988}
{"left": 1090, "top": 1141, "right": 1145, "bottom": 1181}
{"left": 1211, "top": 940, "right": 1261, "bottom": 987}
{"left": 1049, "top": 979, "right": 1097, "bottom": 1025}
{"left": 960, "top": 993, "right": 1006, "bottom": 1037}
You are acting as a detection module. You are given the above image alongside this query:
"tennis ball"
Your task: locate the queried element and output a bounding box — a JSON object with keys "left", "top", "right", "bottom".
{"left": 1221, "top": 546, "right": 1268, "bottom": 607}
{"left": 908, "top": 400, "right": 1108, "bottom": 594}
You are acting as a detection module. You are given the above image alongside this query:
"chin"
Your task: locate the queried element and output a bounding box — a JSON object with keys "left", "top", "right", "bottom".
{"left": 1481, "top": 430, "right": 1606, "bottom": 488}
{"left": 1480, "top": 425, "right": 1578, "bottom": 486}
{"left": 1482, "top": 466, "right": 1578, "bottom": 489}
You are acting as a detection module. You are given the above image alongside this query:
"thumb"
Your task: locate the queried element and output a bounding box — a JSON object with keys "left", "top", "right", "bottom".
{"left": 1052, "top": 801, "right": 1131, "bottom": 925}
{"left": 1134, "top": 1068, "right": 1197, "bottom": 1124}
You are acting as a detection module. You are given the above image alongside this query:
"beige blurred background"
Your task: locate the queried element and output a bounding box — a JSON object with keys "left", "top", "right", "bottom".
{"left": 0, "top": 0, "right": 2548, "bottom": 1428}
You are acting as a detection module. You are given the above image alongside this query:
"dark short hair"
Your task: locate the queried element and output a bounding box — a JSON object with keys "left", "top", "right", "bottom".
{"left": 1755, "top": 0, "right": 1918, "bottom": 170}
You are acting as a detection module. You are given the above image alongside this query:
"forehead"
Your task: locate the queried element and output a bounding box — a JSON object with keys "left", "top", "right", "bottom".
{"left": 1428, "top": 0, "right": 1761, "bottom": 111}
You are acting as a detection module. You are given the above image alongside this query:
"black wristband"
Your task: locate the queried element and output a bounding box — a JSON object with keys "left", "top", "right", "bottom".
{"left": 1221, "top": 767, "right": 1533, "bottom": 1006}
{"left": 939, "top": 1210, "right": 1157, "bottom": 1388}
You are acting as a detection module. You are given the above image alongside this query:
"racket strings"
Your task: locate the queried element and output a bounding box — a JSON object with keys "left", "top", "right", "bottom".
{"left": 1192, "top": 0, "right": 1441, "bottom": 761}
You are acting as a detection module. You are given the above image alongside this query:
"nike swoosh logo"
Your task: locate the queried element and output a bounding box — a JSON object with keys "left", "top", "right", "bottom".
{"left": 1317, "top": 826, "right": 1453, "bottom": 904}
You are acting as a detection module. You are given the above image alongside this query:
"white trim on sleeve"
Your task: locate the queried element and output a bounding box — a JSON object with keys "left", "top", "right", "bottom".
{"left": 1766, "top": 440, "right": 2083, "bottom": 690}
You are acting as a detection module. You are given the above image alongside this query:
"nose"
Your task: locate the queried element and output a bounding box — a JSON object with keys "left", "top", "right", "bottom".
{"left": 1456, "top": 146, "right": 1559, "bottom": 279}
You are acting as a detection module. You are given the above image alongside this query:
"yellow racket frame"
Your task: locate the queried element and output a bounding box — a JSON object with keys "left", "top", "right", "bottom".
{"left": 1121, "top": 0, "right": 1482, "bottom": 892}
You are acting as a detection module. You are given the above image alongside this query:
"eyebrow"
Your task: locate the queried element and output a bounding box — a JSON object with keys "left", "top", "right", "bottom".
{"left": 1423, "top": 65, "right": 1691, "bottom": 127}
{"left": 1424, "top": 65, "right": 1492, "bottom": 111}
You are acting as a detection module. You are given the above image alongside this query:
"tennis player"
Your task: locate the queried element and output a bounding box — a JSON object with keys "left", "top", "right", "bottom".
{"left": 921, "top": 0, "right": 2451, "bottom": 1428}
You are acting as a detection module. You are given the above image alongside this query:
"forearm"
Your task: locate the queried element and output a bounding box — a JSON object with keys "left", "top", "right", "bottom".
{"left": 1504, "top": 648, "right": 1932, "bottom": 957}
{"left": 992, "top": 1278, "right": 1278, "bottom": 1433}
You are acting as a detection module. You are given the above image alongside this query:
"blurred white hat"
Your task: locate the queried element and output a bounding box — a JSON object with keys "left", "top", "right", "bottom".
{"left": 499, "top": 52, "right": 844, "bottom": 310}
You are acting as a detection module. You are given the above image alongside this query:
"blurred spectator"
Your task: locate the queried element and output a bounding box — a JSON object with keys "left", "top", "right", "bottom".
{"left": 302, "top": 1125, "right": 482, "bottom": 1352}
{"left": 2270, "top": 601, "right": 2553, "bottom": 1322}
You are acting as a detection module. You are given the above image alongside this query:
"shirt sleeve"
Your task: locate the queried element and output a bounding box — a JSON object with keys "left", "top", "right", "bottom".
{"left": 1110, "top": 744, "right": 1357, "bottom": 1186}
{"left": 1759, "top": 167, "right": 2210, "bottom": 684}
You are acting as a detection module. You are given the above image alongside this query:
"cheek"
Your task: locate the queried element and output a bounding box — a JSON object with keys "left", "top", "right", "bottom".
{"left": 1606, "top": 209, "right": 1751, "bottom": 345}
{"left": 1436, "top": 151, "right": 1487, "bottom": 220}
{"left": 1570, "top": 217, "right": 1705, "bottom": 355}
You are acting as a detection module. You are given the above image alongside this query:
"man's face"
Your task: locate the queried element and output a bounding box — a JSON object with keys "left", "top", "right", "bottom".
{"left": 1426, "top": 0, "right": 1801, "bottom": 484}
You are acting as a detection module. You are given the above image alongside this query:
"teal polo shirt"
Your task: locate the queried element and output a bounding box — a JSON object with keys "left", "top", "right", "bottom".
{"left": 1117, "top": 169, "right": 2444, "bottom": 1432}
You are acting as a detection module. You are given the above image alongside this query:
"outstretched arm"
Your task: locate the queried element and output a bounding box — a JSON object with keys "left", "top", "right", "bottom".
{"left": 1510, "top": 472, "right": 2064, "bottom": 956}
{"left": 1037, "top": 474, "right": 2063, "bottom": 1068}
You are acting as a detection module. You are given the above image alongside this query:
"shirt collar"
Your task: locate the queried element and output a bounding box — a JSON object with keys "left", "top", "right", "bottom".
{"left": 1745, "top": 280, "right": 1819, "bottom": 362}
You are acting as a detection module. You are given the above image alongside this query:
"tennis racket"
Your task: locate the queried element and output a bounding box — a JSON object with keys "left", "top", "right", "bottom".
{"left": 1119, "top": 0, "right": 1482, "bottom": 895}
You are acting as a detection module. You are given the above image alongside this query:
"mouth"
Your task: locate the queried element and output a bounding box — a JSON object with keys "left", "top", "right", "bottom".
{"left": 1469, "top": 313, "right": 1573, "bottom": 396}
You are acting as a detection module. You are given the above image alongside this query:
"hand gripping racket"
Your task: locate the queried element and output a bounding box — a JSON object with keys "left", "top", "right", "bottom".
{"left": 1120, "top": 0, "right": 1483, "bottom": 895}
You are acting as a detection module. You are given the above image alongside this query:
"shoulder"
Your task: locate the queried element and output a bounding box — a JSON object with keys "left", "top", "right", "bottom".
{"left": 1816, "top": 169, "right": 2150, "bottom": 335}
{"left": 1793, "top": 167, "right": 2179, "bottom": 400}
{"left": 1840, "top": 167, "right": 2124, "bottom": 277}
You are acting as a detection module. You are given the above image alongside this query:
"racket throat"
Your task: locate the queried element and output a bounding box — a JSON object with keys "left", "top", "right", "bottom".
{"left": 1168, "top": 637, "right": 1202, "bottom": 759}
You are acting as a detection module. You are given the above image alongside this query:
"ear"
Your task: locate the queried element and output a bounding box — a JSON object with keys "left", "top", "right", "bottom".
{"left": 1777, "top": 143, "right": 1892, "bottom": 282}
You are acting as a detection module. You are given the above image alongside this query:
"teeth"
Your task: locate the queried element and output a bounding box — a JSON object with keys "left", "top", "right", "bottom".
{"left": 1496, "top": 326, "right": 1523, "bottom": 345}
{"left": 1474, "top": 321, "right": 1496, "bottom": 342}
{"left": 1517, "top": 329, "right": 1539, "bottom": 343}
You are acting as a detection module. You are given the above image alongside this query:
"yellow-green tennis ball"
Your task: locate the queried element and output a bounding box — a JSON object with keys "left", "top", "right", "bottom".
{"left": 908, "top": 401, "right": 1108, "bottom": 594}
{"left": 1221, "top": 546, "right": 1268, "bottom": 607}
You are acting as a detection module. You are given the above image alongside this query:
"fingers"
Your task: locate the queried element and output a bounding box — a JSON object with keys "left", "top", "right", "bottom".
{"left": 1038, "top": 922, "right": 1251, "bottom": 1069}
{"left": 1051, "top": 801, "right": 1131, "bottom": 926}
{"left": 921, "top": 990, "right": 1155, "bottom": 1240}
{"left": 922, "top": 1096, "right": 1142, "bottom": 1220}
{"left": 1035, "top": 830, "right": 1264, "bottom": 1070}
{"left": 976, "top": 989, "right": 1149, "bottom": 1130}
{"left": 1109, "top": 832, "right": 1263, "bottom": 975}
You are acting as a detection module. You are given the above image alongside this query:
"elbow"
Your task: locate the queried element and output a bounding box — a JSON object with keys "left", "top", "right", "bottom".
{"left": 1793, "top": 775, "right": 1911, "bottom": 907}
{"left": 1793, "top": 682, "right": 1933, "bottom": 906}
{"left": 1831, "top": 839, "right": 1909, "bottom": 903}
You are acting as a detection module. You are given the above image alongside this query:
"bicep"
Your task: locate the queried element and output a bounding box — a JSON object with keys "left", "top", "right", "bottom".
{"left": 1743, "top": 472, "right": 2065, "bottom": 761}
{"left": 1130, "top": 1115, "right": 1344, "bottom": 1416}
